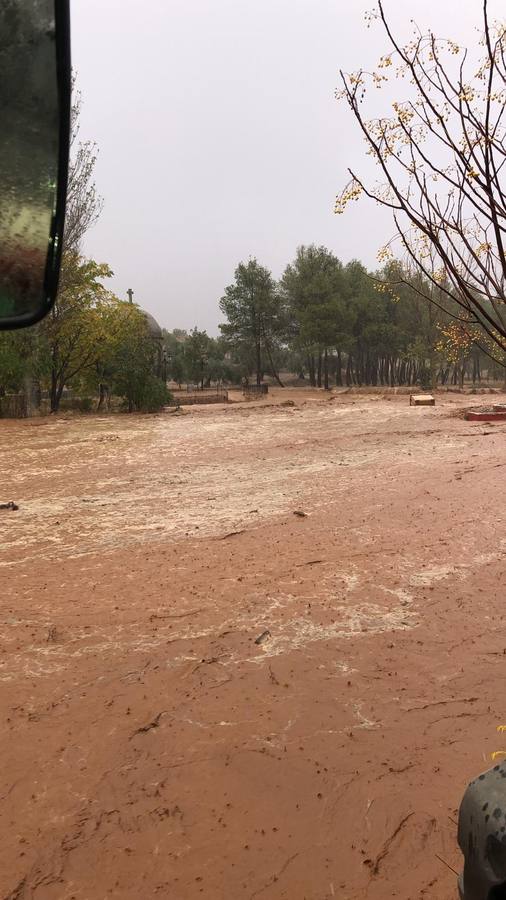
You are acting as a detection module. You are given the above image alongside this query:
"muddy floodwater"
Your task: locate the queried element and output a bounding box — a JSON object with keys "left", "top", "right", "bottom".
{"left": 1, "top": 389, "right": 505, "bottom": 899}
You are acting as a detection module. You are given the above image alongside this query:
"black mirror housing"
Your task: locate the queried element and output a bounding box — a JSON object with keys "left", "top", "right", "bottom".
{"left": 458, "top": 763, "right": 506, "bottom": 899}
{"left": 0, "top": 0, "right": 71, "bottom": 329}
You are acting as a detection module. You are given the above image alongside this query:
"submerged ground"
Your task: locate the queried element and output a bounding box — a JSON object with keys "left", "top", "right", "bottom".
{"left": 1, "top": 388, "right": 505, "bottom": 899}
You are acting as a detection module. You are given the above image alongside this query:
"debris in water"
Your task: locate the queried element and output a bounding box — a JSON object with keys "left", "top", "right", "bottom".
{"left": 255, "top": 629, "right": 271, "bottom": 645}
{"left": 130, "top": 711, "right": 165, "bottom": 738}
{"left": 410, "top": 394, "right": 435, "bottom": 406}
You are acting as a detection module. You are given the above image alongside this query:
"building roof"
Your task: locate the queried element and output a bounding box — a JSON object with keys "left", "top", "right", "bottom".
{"left": 141, "top": 310, "right": 162, "bottom": 340}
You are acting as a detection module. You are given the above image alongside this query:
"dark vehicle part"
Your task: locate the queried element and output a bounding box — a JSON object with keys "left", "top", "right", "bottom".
{"left": 0, "top": 0, "right": 71, "bottom": 329}
{"left": 458, "top": 763, "right": 506, "bottom": 898}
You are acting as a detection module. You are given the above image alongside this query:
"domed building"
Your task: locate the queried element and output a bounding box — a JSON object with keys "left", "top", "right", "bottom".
{"left": 127, "top": 289, "right": 165, "bottom": 380}
{"left": 142, "top": 310, "right": 163, "bottom": 341}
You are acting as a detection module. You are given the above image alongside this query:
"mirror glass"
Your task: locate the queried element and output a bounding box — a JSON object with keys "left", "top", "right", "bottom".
{"left": 0, "top": 0, "right": 69, "bottom": 327}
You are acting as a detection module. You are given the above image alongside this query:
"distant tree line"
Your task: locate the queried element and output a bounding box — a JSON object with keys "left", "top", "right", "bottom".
{"left": 1, "top": 65, "right": 503, "bottom": 414}
{"left": 2, "top": 243, "right": 503, "bottom": 416}
{"left": 163, "top": 247, "right": 505, "bottom": 392}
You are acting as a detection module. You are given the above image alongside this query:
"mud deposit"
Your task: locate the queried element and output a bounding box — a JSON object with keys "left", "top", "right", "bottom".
{"left": 1, "top": 390, "right": 505, "bottom": 899}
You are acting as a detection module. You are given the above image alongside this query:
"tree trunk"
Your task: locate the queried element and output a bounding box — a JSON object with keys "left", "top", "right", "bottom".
{"left": 264, "top": 338, "right": 284, "bottom": 386}
{"left": 323, "top": 348, "right": 329, "bottom": 390}
{"left": 429, "top": 350, "right": 438, "bottom": 391}
{"left": 371, "top": 355, "right": 378, "bottom": 386}
{"left": 307, "top": 354, "right": 316, "bottom": 387}
{"left": 31, "top": 380, "right": 42, "bottom": 411}
{"left": 50, "top": 370, "right": 60, "bottom": 413}
{"left": 355, "top": 347, "right": 361, "bottom": 386}
{"left": 255, "top": 337, "right": 262, "bottom": 386}
{"left": 346, "top": 354, "right": 353, "bottom": 387}
{"left": 472, "top": 349, "right": 481, "bottom": 384}
{"left": 317, "top": 352, "right": 322, "bottom": 388}
{"left": 97, "top": 382, "right": 109, "bottom": 411}
{"left": 335, "top": 349, "right": 342, "bottom": 386}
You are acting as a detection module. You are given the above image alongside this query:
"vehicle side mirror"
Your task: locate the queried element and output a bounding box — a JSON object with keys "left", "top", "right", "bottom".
{"left": 0, "top": 0, "right": 71, "bottom": 329}
{"left": 458, "top": 763, "right": 506, "bottom": 898}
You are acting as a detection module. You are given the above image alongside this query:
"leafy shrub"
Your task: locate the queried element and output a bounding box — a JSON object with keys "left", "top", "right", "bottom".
{"left": 119, "top": 375, "right": 171, "bottom": 412}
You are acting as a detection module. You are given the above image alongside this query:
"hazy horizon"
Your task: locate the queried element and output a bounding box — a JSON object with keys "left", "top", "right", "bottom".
{"left": 72, "top": 0, "right": 499, "bottom": 335}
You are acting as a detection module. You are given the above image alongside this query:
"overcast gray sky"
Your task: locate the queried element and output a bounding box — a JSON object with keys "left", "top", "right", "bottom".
{"left": 72, "top": 0, "right": 496, "bottom": 334}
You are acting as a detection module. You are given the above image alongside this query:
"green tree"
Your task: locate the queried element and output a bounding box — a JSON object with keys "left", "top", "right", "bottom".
{"left": 162, "top": 329, "right": 189, "bottom": 387}
{"left": 282, "top": 246, "right": 345, "bottom": 388}
{"left": 39, "top": 254, "right": 113, "bottom": 411}
{"left": 23, "top": 78, "right": 109, "bottom": 413}
{"left": 219, "top": 259, "right": 286, "bottom": 386}
{"left": 0, "top": 331, "right": 33, "bottom": 395}
{"left": 206, "top": 336, "right": 234, "bottom": 384}
{"left": 109, "top": 304, "right": 169, "bottom": 412}
{"left": 185, "top": 328, "right": 211, "bottom": 388}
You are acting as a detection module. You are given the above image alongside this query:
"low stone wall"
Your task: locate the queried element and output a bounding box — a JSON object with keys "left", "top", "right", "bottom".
{"left": 169, "top": 389, "right": 228, "bottom": 406}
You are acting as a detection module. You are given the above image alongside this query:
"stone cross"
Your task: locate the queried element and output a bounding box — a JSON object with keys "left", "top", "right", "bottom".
{"left": 127, "top": 288, "right": 134, "bottom": 304}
